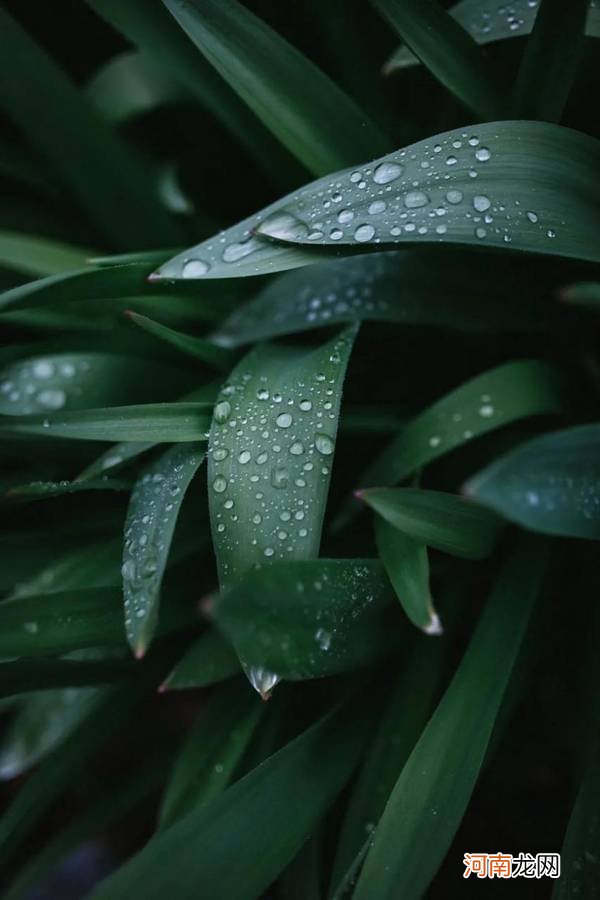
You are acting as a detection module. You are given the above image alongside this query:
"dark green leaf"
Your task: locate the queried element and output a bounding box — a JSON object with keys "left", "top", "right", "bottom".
{"left": 160, "top": 629, "right": 240, "bottom": 691}
{"left": 513, "top": 0, "right": 588, "bottom": 121}
{"left": 0, "top": 659, "right": 134, "bottom": 701}
{"left": 6, "top": 478, "right": 128, "bottom": 500}
{"left": 162, "top": 0, "right": 390, "bottom": 176}
{"left": 86, "top": 50, "right": 185, "bottom": 125}
{"left": 353, "top": 538, "right": 549, "bottom": 900}
{"left": 123, "top": 443, "right": 205, "bottom": 656}
{"left": 215, "top": 559, "right": 400, "bottom": 689}
{"left": 371, "top": 0, "right": 506, "bottom": 118}
{"left": 553, "top": 743, "right": 600, "bottom": 899}
{"left": 127, "top": 310, "right": 237, "bottom": 370}
{"left": 0, "top": 231, "right": 92, "bottom": 276}
{"left": 76, "top": 442, "right": 155, "bottom": 481}
{"left": 159, "top": 679, "right": 262, "bottom": 827}
{"left": 90, "top": 696, "right": 373, "bottom": 900}
{"left": 465, "top": 424, "right": 600, "bottom": 539}
{"left": 360, "top": 487, "right": 502, "bottom": 558}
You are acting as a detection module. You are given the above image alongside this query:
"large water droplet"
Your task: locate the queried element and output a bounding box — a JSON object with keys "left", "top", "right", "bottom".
{"left": 373, "top": 161, "right": 403, "bottom": 184}
{"left": 258, "top": 212, "right": 308, "bottom": 241}
{"left": 276, "top": 412, "right": 293, "bottom": 428}
{"left": 315, "top": 433, "right": 334, "bottom": 455}
{"left": 214, "top": 401, "right": 231, "bottom": 424}
{"left": 182, "top": 259, "right": 209, "bottom": 278}
{"left": 354, "top": 224, "right": 375, "bottom": 243}
{"left": 475, "top": 147, "right": 491, "bottom": 162}
{"left": 404, "top": 190, "right": 429, "bottom": 209}
{"left": 212, "top": 475, "right": 227, "bottom": 493}
{"left": 32, "top": 360, "right": 55, "bottom": 380}
{"left": 473, "top": 195, "right": 491, "bottom": 212}
{"left": 446, "top": 189, "right": 463, "bottom": 204}
{"left": 37, "top": 388, "right": 66, "bottom": 410}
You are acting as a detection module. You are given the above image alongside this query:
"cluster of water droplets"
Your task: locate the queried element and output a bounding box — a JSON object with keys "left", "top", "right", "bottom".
{"left": 208, "top": 331, "right": 355, "bottom": 586}
{"left": 510, "top": 469, "right": 600, "bottom": 524}
{"left": 0, "top": 356, "right": 85, "bottom": 415}
{"left": 122, "top": 445, "right": 204, "bottom": 646}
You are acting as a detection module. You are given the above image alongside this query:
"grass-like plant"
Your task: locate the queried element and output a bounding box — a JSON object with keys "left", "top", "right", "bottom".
{"left": 0, "top": 1, "right": 599, "bottom": 897}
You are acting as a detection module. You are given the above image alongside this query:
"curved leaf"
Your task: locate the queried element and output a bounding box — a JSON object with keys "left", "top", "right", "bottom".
{"left": 374, "top": 516, "right": 438, "bottom": 634}
{"left": 0, "top": 231, "right": 92, "bottom": 277}
{"left": 162, "top": 0, "right": 390, "bottom": 176}
{"left": 353, "top": 538, "right": 549, "bottom": 900}
{"left": 0, "top": 402, "right": 212, "bottom": 442}
{"left": 159, "top": 679, "right": 262, "bottom": 827}
{"left": 208, "top": 327, "right": 357, "bottom": 589}
{"left": 210, "top": 250, "right": 565, "bottom": 347}
{"left": 6, "top": 478, "right": 128, "bottom": 500}
{"left": 360, "top": 487, "right": 502, "bottom": 558}
{"left": 153, "top": 121, "right": 600, "bottom": 282}
{"left": 90, "top": 697, "right": 373, "bottom": 900}
{"left": 215, "top": 559, "right": 400, "bottom": 686}
{"left": 123, "top": 443, "right": 205, "bottom": 656}
{"left": 371, "top": 0, "right": 506, "bottom": 118}
{"left": 385, "top": 0, "right": 600, "bottom": 74}
{"left": 86, "top": 50, "right": 185, "bottom": 125}
{"left": 465, "top": 424, "right": 600, "bottom": 538}
{"left": 126, "top": 311, "right": 237, "bottom": 370}
{"left": 160, "top": 629, "right": 240, "bottom": 691}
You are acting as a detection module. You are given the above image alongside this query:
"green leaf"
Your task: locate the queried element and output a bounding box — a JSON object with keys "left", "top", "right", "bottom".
{"left": 0, "top": 402, "right": 211, "bottom": 442}
{"left": 76, "top": 442, "right": 155, "bottom": 481}
{"left": 0, "top": 352, "right": 191, "bottom": 416}
{"left": 126, "top": 310, "right": 237, "bottom": 371}
{"left": 560, "top": 281, "right": 600, "bottom": 309}
{"left": 123, "top": 443, "right": 205, "bottom": 657}
{"left": 353, "top": 537, "right": 549, "bottom": 900}
{"left": 370, "top": 0, "right": 506, "bottom": 118}
{"left": 0, "top": 231, "right": 93, "bottom": 277}
{"left": 86, "top": 50, "right": 185, "bottom": 125}
{"left": 356, "top": 359, "right": 564, "bottom": 491}
{"left": 0, "top": 9, "right": 182, "bottom": 250}
{"left": 160, "top": 629, "right": 240, "bottom": 691}
{"left": 162, "top": 0, "right": 390, "bottom": 176}
{"left": 6, "top": 539, "right": 121, "bottom": 599}
{"left": 159, "top": 679, "right": 263, "bottom": 827}
{"left": 360, "top": 487, "right": 502, "bottom": 558}
{"left": 374, "top": 516, "right": 438, "bottom": 634}
{"left": 153, "top": 121, "right": 600, "bottom": 282}
{"left": 330, "top": 641, "right": 447, "bottom": 895}
{"left": 0, "top": 686, "right": 101, "bottom": 780}
{"left": 465, "top": 424, "right": 600, "bottom": 539}
{"left": 0, "top": 587, "right": 192, "bottom": 658}
{"left": 384, "top": 0, "right": 600, "bottom": 74}
{"left": 513, "top": 0, "right": 588, "bottom": 121}
{"left": 6, "top": 478, "right": 128, "bottom": 500}
{"left": 85, "top": 0, "right": 303, "bottom": 189}
{"left": 208, "top": 327, "right": 357, "bottom": 590}
{"left": 553, "top": 743, "right": 600, "bottom": 899}
{"left": 210, "top": 249, "right": 564, "bottom": 347}
{"left": 215, "top": 560, "right": 400, "bottom": 689}
{"left": 90, "top": 696, "right": 373, "bottom": 900}
{"left": 0, "top": 658, "right": 133, "bottom": 701}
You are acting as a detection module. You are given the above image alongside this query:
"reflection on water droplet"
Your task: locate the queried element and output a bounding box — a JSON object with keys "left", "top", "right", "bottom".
{"left": 475, "top": 147, "right": 491, "bottom": 162}
{"left": 473, "top": 195, "right": 491, "bottom": 212}
{"left": 37, "top": 388, "right": 66, "bottom": 410}
{"left": 404, "top": 190, "right": 429, "bottom": 209}
{"left": 526, "top": 211, "right": 539, "bottom": 223}
{"left": 238, "top": 450, "right": 251, "bottom": 464}
{"left": 290, "top": 442, "right": 304, "bottom": 455}
{"left": 368, "top": 200, "right": 386, "bottom": 215}
{"left": 354, "top": 224, "right": 375, "bottom": 243}
{"left": 212, "top": 475, "right": 227, "bottom": 493}
{"left": 182, "top": 259, "right": 209, "bottom": 278}
{"left": 258, "top": 212, "right": 308, "bottom": 241}
{"left": 271, "top": 467, "right": 289, "bottom": 489}
{"left": 214, "top": 401, "right": 231, "bottom": 424}
{"left": 373, "top": 161, "right": 403, "bottom": 184}
{"left": 337, "top": 209, "right": 354, "bottom": 225}
{"left": 315, "top": 433, "right": 334, "bottom": 455}
{"left": 446, "top": 189, "right": 463, "bottom": 204}
{"left": 213, "top": 448, "right": 229, "bottom": 461}
{"left": 276, "top": 412, "right": 293, "bottom": 428}
{"left": 32, "top": 360, "right": 55, "bottom": 380}
{"left": 299, "top": 399, "right": 312, "bottom": 412}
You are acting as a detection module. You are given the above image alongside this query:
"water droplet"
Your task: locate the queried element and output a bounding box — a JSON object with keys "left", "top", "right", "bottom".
{"left": 315, "top": 627, "right": 332, "bottom": 651}
{"left": 182, "top": 259, "right": 209, "bottom": 277}
{"left": 238, "top": 450, "right": 251, "bottom": 464}
{"left": 354, "top": 224, "right": 375, "bottom": 243}
{"left": 258, "top": 212, "right": 308, "bottom": 241}
{"left": 446, "top": 189, "right": 463, "bottom": 204}
{"left": 37, "top": 388, "right": 66, "bottom": 410}
{"left": 315, "top": 433, "right": 334, "bottom": 455}
{"left": 479, "top": 404, "right": 494, "bottom": 417}
{"left": 368, "top": 200, "right": 387, "bottom": 215}
{"left": 475, "top": 227, "right": 487, "bottom": 239}
{"left": 373, "top": 161, "right": 403, "bottom": 184}
{"left": 299, "top": 399, "right": 312, "bottom": 412}
{"left": 445, "top": 155, "right": 457, "bottom": 166}
{"left": 222, "top": 239, "right": 258, "bottom": 263}
{"left": 330, "top": 228, "right": 343, "bottom": 240}
{"left": 252, "top": 513, "right": 262, "bottom": 524}
{"left": 256, "top": 388, "right": 269, "bottom": 401}
{"left": 526, "top": 211, "right": 538, "bottom": 223}
{"left": 404, "top": 190, "right": 429, "bottom": 209}
{"left": 475, "top": 147, "right": 491, "bottom": 162}
{"left": 264, "top": 546, "right": 275, "bottom": 557}
{"left": 212, "top": 475, "right": 227, "bottom": 493}
{"left": 473, "top": 195, "right": 491, "bottom": 212}
{"left": 290, "top": 442, "right": 304, "bottom": 455}
{"left": 337, "top": 209, "right": 354, "bottom": 224}
{"left": 271, "top": 467, "right": 289, "bottom": 489}
{"left": 32, "top": 360, "right": 54, "bottom": 380}
{"left": 214, "top": 401, "right": 231, "bottom": 424}
{"left": 276, "top": 412, "right": 292, "bottom": 428}
{"left": 213, "top": 448, "right": 229, "bottom": 461}
{"left": 429, "top": 435, "right": 441, "bottom": 447}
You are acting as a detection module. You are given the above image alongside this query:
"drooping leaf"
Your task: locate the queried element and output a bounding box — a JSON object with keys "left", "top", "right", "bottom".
{"left": 553, "top": 743, "right": 600, "bottom": 899}
{"left": 384, "top": 0, "right": 600, "bottom": 74}
{"left": 353, "top": 537, "right": 549, "bottom": 900}
{"left": 208, "top": 327, "right": 357, "bottom": 590}
{"left": 0, "top": 352, "right": 191, "bottom": 416}
{"left": 0, "top": 231, "right": 92, "bottom": 277}
{"left": 0, "top": 686, "right": 101, "bottom": 780}
{"left": 85, "top": 0, "right": 303, "bottom": 189}
{"left": 90, "top": 696, "right": 374, "bottom": 900}
{"left": 360, "top": 487, "right": 502, "bottom": 558}
{"left": 356, "top": 359, "right": 564, "bottom": 491}
{"left": 374, "top": 516, "right": 438, "bottom": 634}
{"left": 160, "top": 629, "right": 240, "bottom": 691}
{"left": 210, "top": 249, "right": 566, "bottom": 347}
{"left": 330, "top": 640, "right": 447, "bottom": 895}
{"left": 465, "top": 424, "right": 600, "bottom": 539}
{"left": 153, "top": 121, "right": 600, "bottom": 282}
{"left": 86, "top": 50, "right": 185, "bottom": 125}
{"left": 0, "top": 9, "right": 182, "bottom": 249}
{"left": 512, "top": 0, "right": 589, "bottom": 121}
{"left": 0, "top": 588, "right": 192, "bottom": 658}
{"left": 162, "top": 0, "right": 390, "bottom": 176}
{"left": 126, "top": 310, "right": 237, "bottom": 370}
{"left": 370, "top": 0, "right": 506, "bottom": 118}
{"left": 123, "top": 443, "right": 205, "bottom": 656}
{"left": 159, "top": 679, "right": 263, "bottom": 827}
{"left": 0, "top": 402, "right": 212, "bottom": 442}
{"left": 215, "top": 560, "right": 400, "bottom": 687}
